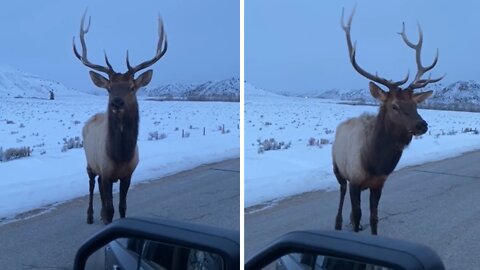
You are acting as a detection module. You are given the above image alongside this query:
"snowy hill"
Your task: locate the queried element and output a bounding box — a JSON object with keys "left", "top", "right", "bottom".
{"left": 0, "top": 65, "right": 85, "bottom": 99}
{"left": 139, "top": 83, "right": 195, "bottom": 99}
{"left": 187, "top": 77, "right": 239, "bottom": 101}
{"left": 315, "top": 88, "right": 376, "bottom": 103}
{"left": 425, "top": 81, "right": 480, "bottom": 110}
{"left": 245, "top": 82, "right": 283, "bottom": 98}
{"left": 142, "top": 77, "right": 239, "bottom": 102}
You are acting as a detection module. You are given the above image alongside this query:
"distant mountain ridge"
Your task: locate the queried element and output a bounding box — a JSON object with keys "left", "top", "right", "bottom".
{"left": 0, "top": 65, "right": 239, "bottom": 102}
{"left": 274, "top": 81, "right": 480, "bottom": 111}
{"left": 141, "top": 77, "right": 240, "bottom": 102}
{"left": 426, "top": 81, "right": 480, "bottom": 110}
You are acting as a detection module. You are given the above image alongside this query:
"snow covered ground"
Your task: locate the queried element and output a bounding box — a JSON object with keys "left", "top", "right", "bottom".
{"left": 245, "top": 83, "right": 480, "bottom": 208}
{"left": 0, "top": 93, "right": 239, "bottom": 220}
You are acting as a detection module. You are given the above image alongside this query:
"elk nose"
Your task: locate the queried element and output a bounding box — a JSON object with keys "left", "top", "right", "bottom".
{"left": 415, "top": 120, "right": 428, "bottom": 134}
{"left": 111, "top": 98, "right": 124, "bottom": 109}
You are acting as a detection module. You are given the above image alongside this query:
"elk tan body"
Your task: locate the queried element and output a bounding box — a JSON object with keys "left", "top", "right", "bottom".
{"left": 73, "top": 10, "right": 167, "bottom": 224}
{"left": 333, "top": 8, "right": 444, "bottom": 235}
{"left": 332, "top": 114, "right": 382, "bottom": 188}
{"left": 82, "top": 113, "right": 139, "bottom": 180}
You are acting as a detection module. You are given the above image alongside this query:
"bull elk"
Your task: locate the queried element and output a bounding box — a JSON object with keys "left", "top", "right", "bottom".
{"left": 333, "top": 8, "right": 444, "bottom": 235}
{"left": 73, "top": 11, "right": 167, "bottom": 224}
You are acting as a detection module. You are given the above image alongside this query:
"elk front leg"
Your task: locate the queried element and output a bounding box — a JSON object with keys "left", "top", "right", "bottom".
{"left": 349, "top": 183, "right": 362, "bottom": 232}
{"left": 97, "top": 176, "right": 106, "bottom": 222}
{"left": 86, "top": 167, "right": 96, "bottom": 224}
{"left": 119, "top": 175, "right": 132, "bottom": 218}
{"left": 101, "top": 178, "right": 114, "bottom": 224}
{"left": 334, "top": 165, "right": 347, "bottom": 230}
{"left": 369, "top": 187, "right": 382, "bottom": 235}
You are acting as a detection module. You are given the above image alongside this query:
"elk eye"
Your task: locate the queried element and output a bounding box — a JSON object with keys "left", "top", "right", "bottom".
{"left": 392, "top": 104, "right": 399, "bottom": 111}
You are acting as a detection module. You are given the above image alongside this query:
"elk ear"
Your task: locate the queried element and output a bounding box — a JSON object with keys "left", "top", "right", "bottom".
{"left": 89, "top": 71, "right": 109, "bottom": 89}
{"left": 134, "top": 70, "right": 153, "bottom": 88}
{"left": 369, "top": 82, "right": 388, "bottom": 102}
{"left": 412, "top": 91, "right": 433, "bottom": 104}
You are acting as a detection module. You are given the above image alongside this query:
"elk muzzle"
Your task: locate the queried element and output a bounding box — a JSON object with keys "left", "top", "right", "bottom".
{"left": 413, "top": 119, "right": 428, "bottom": 135}
{"left": 110, "top": 98, "right": 125, "bottom": 113}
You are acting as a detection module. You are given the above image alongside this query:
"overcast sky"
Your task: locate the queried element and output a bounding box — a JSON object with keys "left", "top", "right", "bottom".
{"left": 246, "top": 0, "right": 480, "bottom": 93}
{"left": 0, "top": 1, "right": 239, "bottom": 91}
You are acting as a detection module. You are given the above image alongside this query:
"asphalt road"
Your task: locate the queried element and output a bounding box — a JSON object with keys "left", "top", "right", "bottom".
{"left": 245, "top": 151, "right": 480, "bottom": 269}
{"left": 0, "top": 158, "right": 239, "bottom": 270}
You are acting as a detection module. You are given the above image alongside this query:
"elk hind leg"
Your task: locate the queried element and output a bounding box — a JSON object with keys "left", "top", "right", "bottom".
{"left": 86, "top": 166, "right": 96, "bottom": 224}
{"left": 119, "top": 175, "right": 132, "bottom": 218}
{"left": 334, "top": 164, "right": 347, "bottom": 230}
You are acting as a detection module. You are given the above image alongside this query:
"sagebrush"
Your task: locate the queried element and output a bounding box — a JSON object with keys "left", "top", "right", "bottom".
{"left": 0, "top": 146, "right": 31, "bottom": 162}
{"left": 257, "top": 138, "right": 291, "bottom": 154}
{"left": 61, "top": 137, "right": 83, "bottom": 152}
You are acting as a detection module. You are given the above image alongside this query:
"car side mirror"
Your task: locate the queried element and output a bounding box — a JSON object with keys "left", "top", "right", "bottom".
{"left": 73, "top": 217, "right": 239, "bottom": 270}
{"left": 245, "top": 230, "right": 445, "bottom": 270}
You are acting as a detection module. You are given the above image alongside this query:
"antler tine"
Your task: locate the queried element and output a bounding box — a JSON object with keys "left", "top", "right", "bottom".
{"left": 341, "top": 8, "right": 406, "bottom": 90}
{"left": 399, "top": 22, "right": 444, "bottom": 91}
{"left": 73, "top": 10, "right": 115, "bottom": 75}
{"left": 104, "top": 51, "right": 114, "bottom": 71}
{"left": 127, "top": 15, "right": 168, "bottom": 75}
{"left": 393, "top": 70, "right": 410, "bottom": 86}
{"left": 412, "top": 73, "right": 446, "bottom": 89}
{"left": 126, "top": 50, "right": 133, "bottom": 71}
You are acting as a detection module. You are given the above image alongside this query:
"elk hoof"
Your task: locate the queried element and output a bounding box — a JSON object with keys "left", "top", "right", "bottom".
{"left": 87, "top": 217, "right": 93, "bottom": 224}
{"left": 102, "top": 218, "right": 111, "bottom": 225}
{"left": 335, "top": 216, "right": 342, "bottom": 230}
{"left": 349, "top": 223, "right": 364, "bottom": 232}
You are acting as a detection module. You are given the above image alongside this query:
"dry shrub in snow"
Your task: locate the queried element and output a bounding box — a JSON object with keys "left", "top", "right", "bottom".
{"left": 462, "top": 127, "right": 479, "bottom": 134}
{"left": 308, "top": 137, "right": 330, "bottom": 147}
{"left": 61, "top": 136, "right": 83, "bottom": 152}
{"left": 320, "top": 138, "right": 330, "bottom": 145}
{"left": 447, "top": 130, "right": 457, "bottom": 136}
{"left": 148, "top": 131, "right": 167, "bottom": 141}
{"left": 257, "top": 138, "right": 291, "bottom": 154}
{"left": 0, "top": 146, "right": 31, "bottom": 162}
{"left": 323, "top": 128, "right": 334, "bottom": 135}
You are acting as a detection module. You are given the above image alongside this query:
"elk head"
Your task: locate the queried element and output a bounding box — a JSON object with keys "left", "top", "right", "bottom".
{"left": 73, "top": 10, "right": 167, "bottom": 116}
{"left": 341, "top": 8, "right": 444, "bottom": 136}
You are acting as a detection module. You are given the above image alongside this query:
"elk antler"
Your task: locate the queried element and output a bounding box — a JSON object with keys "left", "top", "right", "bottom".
{"left": 341, "top": 8, "right": 409, "bottom": 90}
{"left": 398, "top": 22, "right": 445, "bottom": 91}
{"left": 126, "top": 15, "right": 168, "bottom": 75}
{"left": 73, "top": 10, "right": 116, "bottom": 76}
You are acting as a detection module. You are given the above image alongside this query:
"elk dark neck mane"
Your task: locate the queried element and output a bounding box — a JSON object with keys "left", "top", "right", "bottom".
{"left": 106, "top": 104, "right": 139, "bottom": 163}
{"left": 364, "top": 106, "right": 413, "bottom": 176}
